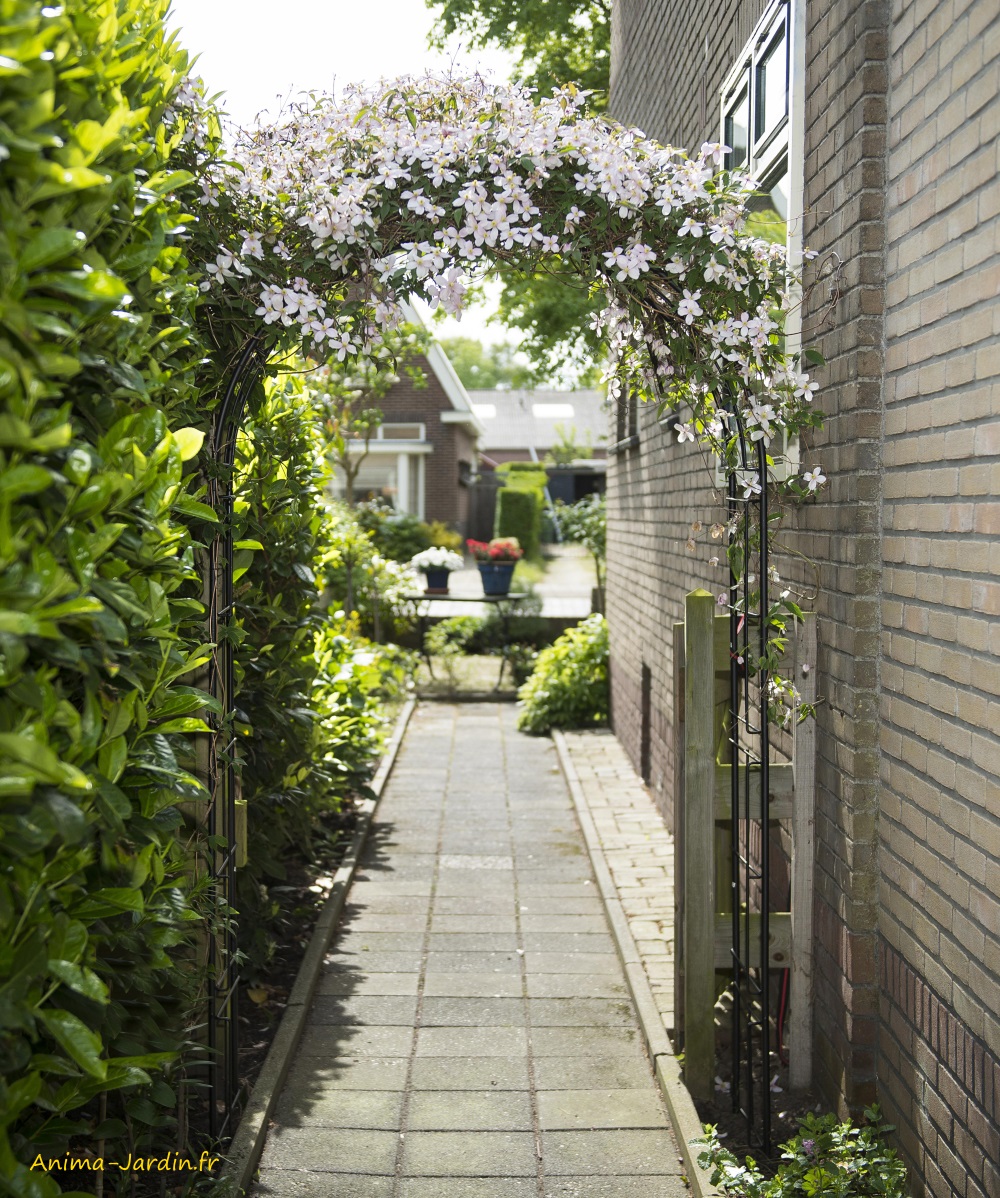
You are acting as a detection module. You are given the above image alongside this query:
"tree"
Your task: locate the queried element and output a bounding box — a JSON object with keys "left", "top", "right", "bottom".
{"left": 426, "top": 0, "right": 610, "bottom": 104}
{"left": 303, "top": 326, "right": 430, "bottom": 505}
{"left": 437, "top": 335, "right": 533, "bottom": 389}
{"left": 427, "top": 0, "right": 611, "bottom": 380}
{"left": 555, "top": 492, "right": 606, "bottom": 603}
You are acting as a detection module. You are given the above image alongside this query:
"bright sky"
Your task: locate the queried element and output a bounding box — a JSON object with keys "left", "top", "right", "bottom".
{"left": 166, "top": 0, "right": 516, "bottom": 345}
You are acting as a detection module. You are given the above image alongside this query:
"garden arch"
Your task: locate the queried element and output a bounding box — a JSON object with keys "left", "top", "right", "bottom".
{"left": 191, "top": 73, "right": 821, "bottom": 1145}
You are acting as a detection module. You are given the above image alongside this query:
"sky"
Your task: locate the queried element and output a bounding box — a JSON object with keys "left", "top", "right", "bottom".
{"left": 166, "top": 0, "right": 517, "bottom": 345}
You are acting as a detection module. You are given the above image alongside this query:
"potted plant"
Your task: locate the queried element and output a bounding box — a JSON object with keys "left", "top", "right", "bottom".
{"left": 410, "top": 546, "right": 465, "bottom": 594}
{"left": 466, "top": 537, "right": 524, "bottom": 597}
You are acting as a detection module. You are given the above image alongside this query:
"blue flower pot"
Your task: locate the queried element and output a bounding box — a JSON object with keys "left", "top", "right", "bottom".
{"left": 423, "top": 568, "right": 451, "bottom": 594}
{"left": 477, "top": 561, "right": 516, "bottom": 596}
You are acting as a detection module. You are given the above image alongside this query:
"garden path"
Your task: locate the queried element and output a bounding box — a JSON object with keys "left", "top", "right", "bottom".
{"left": 252, "top": 702, "right": 687, "bottom": 1197}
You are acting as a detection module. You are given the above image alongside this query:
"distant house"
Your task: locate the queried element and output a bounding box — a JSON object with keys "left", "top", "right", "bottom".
{"left": 333, "top": 338, "right": 485, "bottom": 533}
{"left": 468, "top": 388, "right": 608, "bottom": 502}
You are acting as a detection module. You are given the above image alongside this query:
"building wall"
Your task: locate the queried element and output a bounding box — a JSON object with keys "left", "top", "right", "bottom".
{"left": 608, "top": 0, "right": 1000, "bottom": 1192}
{"left": 875, "top": 3, "right": 1000, "bottom": 1194}
{"left": 374, "top": 356, "right": 478, "bottom": 531}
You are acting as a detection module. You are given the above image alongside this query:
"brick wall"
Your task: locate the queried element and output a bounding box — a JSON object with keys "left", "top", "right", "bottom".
{"left": 376, "top": 356, "right": 478, "bottom": 531}
{"left": 875, "top": 2, "right": 1000, "bottom": 1194}
{"left": 608, "top": 0, "right": 1000, "bottom": 1191}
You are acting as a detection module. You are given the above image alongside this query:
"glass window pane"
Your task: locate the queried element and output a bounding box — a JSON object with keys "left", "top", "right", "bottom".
{"left": 756, "top": 28, "right": 787, "bottom": 141}
{"left": 746, "top": 165, "right": 789, "bottom": 247}
{"left": 381, "top": 423, "right": 424, "bottom": 440}
{"left": 725, "top": 86, "right": 750, "bottom": 169}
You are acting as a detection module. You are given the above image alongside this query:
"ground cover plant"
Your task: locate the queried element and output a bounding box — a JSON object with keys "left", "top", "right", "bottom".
{"left": 698, "top": 1107, "right": 908, "bottom": 1198}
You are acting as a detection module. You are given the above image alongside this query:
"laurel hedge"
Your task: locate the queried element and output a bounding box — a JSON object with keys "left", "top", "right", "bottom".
{"left": 0, "top": 4, "right": 396, "bottom": 1193}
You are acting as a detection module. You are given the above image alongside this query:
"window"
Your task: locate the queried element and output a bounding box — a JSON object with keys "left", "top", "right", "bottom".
{"left": 377, "top": 422, "right": 424, "bottom": 441}
{"left": 718, "top": 0, "right": 803, "bottom": 483}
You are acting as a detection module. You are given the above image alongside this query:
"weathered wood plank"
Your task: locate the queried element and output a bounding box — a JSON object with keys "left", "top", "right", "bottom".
{"left": 788, "top": 614, "right": 816, "bottom": 1089}
{"left": 672, "top": 620, "right": 685, "bottom": 1043}
{"left": 713, "top": 762, "right": 795, "bottom": 820}
{"left": 714, "top": 912, "right": 792, "bottom": 970}
{"left": 683, "top": 590, "right": 717, "bottom": 1102}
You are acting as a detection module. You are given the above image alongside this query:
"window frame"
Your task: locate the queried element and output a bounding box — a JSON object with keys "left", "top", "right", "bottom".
{"left": 717, "top": 0, "right": 804, "bottom": 485}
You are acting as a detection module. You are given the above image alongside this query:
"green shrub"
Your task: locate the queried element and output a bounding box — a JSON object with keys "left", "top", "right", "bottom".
{"left": 356, "top": 499, "right": 434, "bottom": 561}
{"left": 697, "top": 1106, "right": 908, "bottom": 1198}
{"left": 0, "top": 3, "right": 227, "bottom": 1190}
{"left": 496, "top": 486, "right": 542, "bottom": 558}
{"left": 516, "top": 614, "right": 609, "bottom": 733}
{"left": 427, "top": 520, "right": 464, "bottom": 551}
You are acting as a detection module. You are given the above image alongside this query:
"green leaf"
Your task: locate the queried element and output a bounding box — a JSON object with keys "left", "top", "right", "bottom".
{"left": 0, "top": 733, "right": 92, "bottom": 790}
{"left": 97, "top": 734, "right": 127, "bottom": 783}
{"left": 32, "top": 268, "right": 128, "bottom": 305}
{"left": 38, "top": 1009, "right": 106, "bottom": 1079}
{"left": 47, "top": 960, "right": 110, "bottom": 1005}
{"left": 173, "top": 426, "right": 205, "bottom": 461}
{"left": 21, "top": 228, "right": 86, "bottom": 273}
{"left": 149, "top": 717, "right": 211, "bottom": 734}
{"left": 172, "top": 495, "right": 220, "bottom": 522}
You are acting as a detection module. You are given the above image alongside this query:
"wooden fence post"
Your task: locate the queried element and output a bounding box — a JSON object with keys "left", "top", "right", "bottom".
{"left": 683, "top": 589, "right": 716, "bottom": 1101}
{"left": 788, "top": 613, "right": 816, "bottom": 1088}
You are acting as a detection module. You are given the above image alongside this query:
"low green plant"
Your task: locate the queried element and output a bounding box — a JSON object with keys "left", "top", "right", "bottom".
{"left": 697, "top": 1107, "right": 908, "bottom": 1198}
{"left": 426, "top": 520, "right": 464, "bottom": 551}
{"left": 355, "top": 499, "right": 434, "bottom": 562}
{"left": 516, "top": 614, "right": 609, "bottom": 733}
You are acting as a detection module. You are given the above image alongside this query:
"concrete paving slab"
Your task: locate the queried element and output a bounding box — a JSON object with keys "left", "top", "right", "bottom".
{"left": 541, "top": 1129, "right": 683, "bottom": 1175}
{"left": 399, "top": 1181, "right": 536, "bottom": 1198}
{"left": 525, "top": 998, "right": 634, "bottom": 1026}
{"left": 316, "top": 971, "right": 419, "bottom": 996}
{"left": 297, "top": 1024, "right": 413, "bottom": 1058}
{"left": 427, "top": 932, "right": 521, "bottom": 952}
{"left": 420, "top": 996, "right": 527, "bottom": 1026}
{"left": 279, "top": 1057, "right": 409, "bottom": 1091}
{"left": 537, "top": 1089, "right": 669, "bottom": 1130}
{"left": 407, "top": 1089, "right": 534, "bottom": 1130}
{"left": 422, "top": 972, "right": 525, "bottom": 997}
{"left": 522, "top": 933, "right": 618, "bottom": 954}
{"left": 529, "top": 1026, "right": 645, "bottom": 1058}
{"left": 401, "top": 1130, "right": 538, "bottom": 1176}
{"left": 523, "top": 951, "right": 622, "bottom": 974}
{"left": 416, "top": 1025, "right": 528, "bottom": 1057}
{"left": 308, "top": 994, "right": 419, "bottom": 1025}
{"left": 525, "top": 974, "right": 631, "bottom": 1000}
{"left": 255, "top": 1172, "right": 394, "bottom": 1198}
{"left": 544, "top": 1178, "right": 688, "bottom": 1198}
{"left": 257, "top": 1126, "right": 398, "bottom": 1173}
{"left": 408, "top": 1057, "right": 531, "bottom": 1090}
{"left": 430, "top": 915, "right": 520, "bottom": 933}
{"left": 423, "top": 950, "right": 522, "bottom": 974}
{"left": 275, "top": 1086, "right": 404, "bottom": 1129}
{"left": 532, "top": 1055, "right": 658, "bottom": 1091}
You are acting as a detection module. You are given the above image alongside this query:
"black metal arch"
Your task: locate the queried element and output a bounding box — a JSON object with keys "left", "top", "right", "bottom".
{"left": 204, "top": 334, "right": 266, "bottom": 1141}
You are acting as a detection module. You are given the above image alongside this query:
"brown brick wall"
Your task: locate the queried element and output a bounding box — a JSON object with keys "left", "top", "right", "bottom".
{"left": 376, "top": 356, "right": 478, "bottom": 531}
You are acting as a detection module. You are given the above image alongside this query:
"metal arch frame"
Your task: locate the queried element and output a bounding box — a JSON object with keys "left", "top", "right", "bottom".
{"left": 724, "top": 409, "right": 775, "bottom": 1153}
{"left": 204, "top": 334, "right": 267, "bottom": 1143}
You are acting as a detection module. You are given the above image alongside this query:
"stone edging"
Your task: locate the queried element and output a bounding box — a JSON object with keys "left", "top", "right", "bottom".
{"left": 217, "top": 696, "right": 417, "bottom": 1198}
{"left": 552, "top": 728, "right": 719, "bottom": 1198}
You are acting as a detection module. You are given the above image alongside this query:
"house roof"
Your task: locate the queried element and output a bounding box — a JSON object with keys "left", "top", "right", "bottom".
{"left": 466, "top": 388, "right": 609, "bottom": 453}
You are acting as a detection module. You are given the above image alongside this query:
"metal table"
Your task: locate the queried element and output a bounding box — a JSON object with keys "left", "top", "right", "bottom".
{"left": 403, "top": 592, "right": 530, "bottom": 688}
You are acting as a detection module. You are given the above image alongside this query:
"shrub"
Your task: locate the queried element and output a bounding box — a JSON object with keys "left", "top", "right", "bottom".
{"left": 496, "top": 486, "right": 542, "bottom": 558}
{"left": 556, "top": 492, "right": 607, "bottom": 595}
{"left": 355, "top": 499, "right": 433, "bottom": 561}
{"left": 426, "top": 520, "right": 464, "bottom": 551}
{"left": 697, "top": 1106, "right": 908, "bottom": 1198}
{"left": 517, "top": 614, "right": 609, "bottom": 733}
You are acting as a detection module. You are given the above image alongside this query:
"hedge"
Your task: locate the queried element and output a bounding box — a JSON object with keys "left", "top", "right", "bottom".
{"left": 0, "top": 4, "right": 395, "bottom": 1192}
{"left": 495, "top": 485, "right": 542, "bottom": 558}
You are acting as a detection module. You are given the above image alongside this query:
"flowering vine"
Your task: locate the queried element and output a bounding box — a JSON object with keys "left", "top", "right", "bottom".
{"left": 175, "top": 72, "right": 827, "bottom": 718}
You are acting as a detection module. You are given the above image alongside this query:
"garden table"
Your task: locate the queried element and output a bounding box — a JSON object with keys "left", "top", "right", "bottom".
{"left": 402, "top": 592, "right": 530, "bottom": 688}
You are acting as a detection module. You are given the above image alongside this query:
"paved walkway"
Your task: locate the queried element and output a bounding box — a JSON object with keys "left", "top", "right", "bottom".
{"left": 560, "top": 731, "right": 676, "bottom": 1035}
{"left": 253, "top": 703, "right": 686, "bottom": 1198}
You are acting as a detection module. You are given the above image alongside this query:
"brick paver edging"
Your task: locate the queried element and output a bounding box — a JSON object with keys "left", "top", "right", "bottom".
{"left": 218, "top": 697, "right": 417, "bottom": 1198}
{"left": 552, "top": 728, "right": 719, "bottom": 1198}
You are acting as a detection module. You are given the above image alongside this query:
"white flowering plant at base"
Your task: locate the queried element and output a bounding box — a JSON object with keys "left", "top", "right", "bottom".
{"left": 177, "top": 72, "right": 828, "bottom": 726}
{"left": 411, "top": 547, "right": 464, "bottom": 573}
